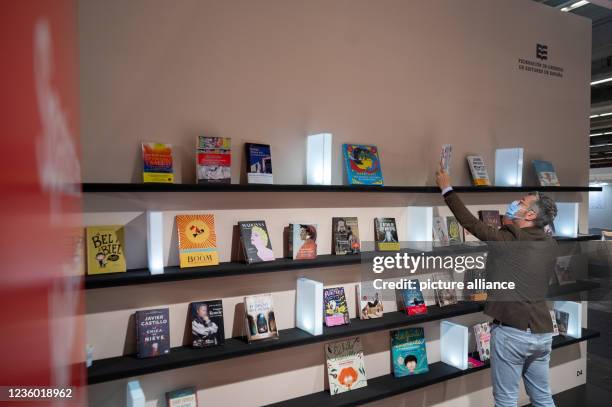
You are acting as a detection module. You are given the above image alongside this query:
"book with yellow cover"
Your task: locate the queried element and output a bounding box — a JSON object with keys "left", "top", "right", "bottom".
{"left": 176, "top": 214, "right": 219, "bottom": 268}
{"left": 86, "top": 225, "right": 127, "bottom": 275}
{"left": 142, "top": 142, "right": 174, "bottom": 183}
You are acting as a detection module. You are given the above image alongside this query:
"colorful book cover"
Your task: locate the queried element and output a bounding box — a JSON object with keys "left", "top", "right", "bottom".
{"left": 479, "top": 210, "right": 501, "bottom": 230}
{"left": 135, "top": 308, "right": 170, "bottom": 358}
{"left": 473, "top": 322, "right": 491, "bottom": 362}
{"left": 324, "top": 287, "right": 350, "bottom": 326}
{"left": 292, "top": 223, "right": 318, "bottom": 260}
{"left": 391, "top": 328, "right": 429, "bottom": 377}
{"left": 166, "top": 387, "right": 198, "bottom": 407}
{"left": 432, "top": 216, "right": 449, "bottom": 245}
{"left": 245, "top": 143, "right": 273, "bottom": 184}
{"left": 86, "top": 225, "right": 127, "bottom": 275}
{"left": 374, "top": 217, "right": 400, "bottom": 251}
{"left": 440, "top": 144, "right": 452, "bottom": 174}
{"left": 446, "top": 216, "right": 463, "bottom": 243}
{"left": 176, "top": 214, "right": 219, "bottom": 268}
{"left": 190, "top": 300, "right": 224, "bottom": 348}
{"left": 554, "top": 255, "right": 575, "bottom": 285}
{"left": 463, "top": 261, "right": 488, "bottom": 302}
{"left": 342, "top": 144, "right": 383, "bottom": 185}
{"left": 550, "top": 310, "right": 559, "bottom": 336}
{"left": 238, "top": 221, "right": 275, "bottom": 263}
{"left": 533, "top": 160, "right": 560, "bottom": 186}
{"left": 142, "top": 142, "right": 174, "bottom": 183}
{"left": 244, "top": 294, "right": 279, "bottom": 342}
{"left": 332, "top": 217, "right": 360, "bottom": 255}
{"left": 434, "top": 272, "right": 458, "bottom": 307}
{"left": 468, "top": 356, "right": 484, "bottom": 368}
{"left": 325, "top": 337, "right": 368, "bottom": 395}
{"left": 357, "top": 282, "right": 384, "bottom": 320}
{"left": 466, "top": 155, "right": 490, "bottom": 186}
{"left": 397, "top": 279, "right": 427, "bottom": 315}
{"left": 196, "top": 136, "right": 231, "bottom": 184}
{"left": 555, "top": 309, "right": 569, "bottom": 335}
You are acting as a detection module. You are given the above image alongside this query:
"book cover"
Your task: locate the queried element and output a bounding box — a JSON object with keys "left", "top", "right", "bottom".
{"left": 555, "top": 309, "right": 569, "bottom": 335}
{"left": 324, "top": 287, "right": 350, "bottom": 326}
{"left": 332, "top": 217, "right": 360, "bottom": 255}
{"left": 325, "top": 337, "right": 368, "bottom": 395}
{"left": 473, "top": 322, "right": 491, "bottom": 362}
{"left": 142, "top": 142, "right": 174, "bottom": 183}
{"left": 391, "top": 328, "right": 429, "bottom": 377}
{"left": 434, "top": 272, "right": 458, "bottom": 307}
{"left": 238, "top": 221, "right": 275, "bottom": 263}
{"left": 463, "top": 264, "right": 488, "bottom": 302}
{"left": 374, "top": 217, "right": 400, "bottom": 251}
{"left": 468, "top": 356, "right": 484, "bottom": 368}
{"left": 342, "top": 144, "right": 383, "bottom": 185}
{"left": 397, "top": 279, "right": 427, "bottom": 315}
{"left": 440, "top": 144, "right": 452, "bottom": 174}
{"left": 466, "top": 155, "right": 490, "bottom": 186}
{"left": 550, "top": 310, "right": 559, "bottom": 336}
{"left": 190, "top": 300, "right": 224, "bottom": 348}
{"left": 291, "top": 224, "right": 318, "bottom": 260}
{"left": 176, "top": 214, "right": 219, "bottom": 268}
{"left": 479, "top": 210, "right": 501, "bottom": 230}
{"left": 446, "top": 216, "right": 463, "bottom": 243}
{"left": 533, "top": 160, "right": 560, "bottom": 186}
{"left": 357, "top": 282, "right": 384, "bottom": 320}
{"left": 245, "top": 143, "right": 273, "bottom": 184}
{"left": 86, "top": 225, "right": 127, "bottom": 275}
{"left": 432, "top": 216, "right": 449, "bottom": 245}
{"left": 554, "top": 255, "right": 575, "bottom": 285}
{"left": 166, "top": 387, "right": 198, "bottom": 407}
{"left": 135, "top": 308, "right": 170, "bottom": 358}
{"left": 244, "top": 294, "right": 279, "bottom": 342}
{"left": 196, "top": 136, "right": 231, "bottom": 184}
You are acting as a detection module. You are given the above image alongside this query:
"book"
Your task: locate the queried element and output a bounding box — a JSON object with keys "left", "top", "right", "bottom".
{"left": 190, "top": 300, "right": 224, "bottom": 348}
{"left": 468, "top": 357, "right": 484, "bottom": 368}
{"left": 550, "top": 310, "right": 559, "bottom": 336}
{"left": 533, "top": 160, "right": 560, "bottom": 186}
{"left": 332, "top": 217, "right": 360, "bottom": 255}
{"left": 553, "top": 255, "right": 575, "bottom": 285}
{"left": 391, "top": 328, "right": 429, "bottom": 377}
{"left": 440, "top": 144, "right": 452, "bottom": 174}
{"left": 86, "top": 225, "right": 127, "bottom": 275}
{"left": 357, "top": 282, "right": 384, "bottom": 320}
{"left": 325, "top": 337, "right": 367, "bottom": 395}
{"left": 245, "top": 143, "right": 273, "bottom": 184}
{"left": 555, "top": 309, "right": 569, "bottom": 335}
{"left": 432, "top": 216, "right": 449, "bottom": 245}
{"left": 434, "top": 272, "right": 458, "bottom": 307}
{"left": 244, "top": 294, "right": 279, "bottom": 342}
{"left": 479, "top": 210, "right": 501, "bottom": 229}
{"left": 446, "top": 216, "right": 463, "bottom": 243}
{"left": 374, "top": 217, "right": 400, "bottom": 251}
{"left": 135, "top": 308, "right": 170, "bottom": 358}
{"left": 342, "top": 144, "right": 383, "bottom": 185}
{"left": 166, "top": 387, "right": 198, "bottom": 407}
{"left": 466, "top": 155, "right": 491, "bottom": 186}
{"left": 176, "top": 214, "right": 219, "bottom": 268}
{"left": 238, "top": 221, "right": 275, "bottom": 263}
{"left": 290, "top": 223, "right": 318, "bottom": 260}
{"left": 473, "top": 322, "right": 491, "bottom": 362}
{"left": 324, "top": 287, "right": 350, "bottom": 327}
{"left": 196, "top": 136, "right": 231, "bottom": 184}
{"left": 396, "top": 279, "right": 427, "bottom": 315}
{"left": 463, "top": 263, "right": 488, "bottom": 302}
{"left": 142, "top": 142, "right": 174, "bottom": 183}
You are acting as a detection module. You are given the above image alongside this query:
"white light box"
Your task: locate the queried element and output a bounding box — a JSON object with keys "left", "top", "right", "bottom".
{"left": 147, "top": 211, "right": 165, "bottom": 275}
{"left": 306, "top": 133, "right": 332, "bottom": 185}
{"left": 554, "top": 202, "right": 579, "bottom": 237}
{"left": 554, "top": 301, "right": 582, "bottom": 338}
{"left": 495, "top": 148, "right": 524, "bottom": 186}
{"left": 127, "top": 380, "right": 145, "bottom": 407}
{"left": 296, "top": 277, "right": 323, "bottom": 336}
{"left": 405, "top": 206, "right": 433, "bottom": 251}
{"left": 440, "top": 320, "right": 468, "bottom": 370}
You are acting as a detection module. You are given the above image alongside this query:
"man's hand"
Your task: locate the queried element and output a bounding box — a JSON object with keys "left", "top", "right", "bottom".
{"left": 436, "top": 166, "right": 451, "bottom": 190}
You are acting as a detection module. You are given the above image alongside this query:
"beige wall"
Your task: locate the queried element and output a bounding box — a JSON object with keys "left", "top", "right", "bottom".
{"left": 79, "top": 0, "right": 592, "bottom": 406}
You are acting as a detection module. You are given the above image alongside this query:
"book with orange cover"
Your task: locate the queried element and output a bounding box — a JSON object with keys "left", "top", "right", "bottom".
{"left": 176, "top": 214, "right": 219, "bottom": 268}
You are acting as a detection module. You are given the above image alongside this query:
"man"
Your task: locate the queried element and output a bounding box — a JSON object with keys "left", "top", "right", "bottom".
{"left": 436, "top": 167, "right": 558, "bottom": 407}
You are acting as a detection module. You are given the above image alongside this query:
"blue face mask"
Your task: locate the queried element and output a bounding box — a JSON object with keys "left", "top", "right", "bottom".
{"left": 505, "top": 200, "right": 524, "bottom": 220}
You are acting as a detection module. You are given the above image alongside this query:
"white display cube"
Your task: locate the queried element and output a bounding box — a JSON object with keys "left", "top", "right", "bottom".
{"left": 147, "top": 211, "right": 165, "bottom": 275}
{"left": 440, "top": 320, "right": 469, "bottom": 370}
{"left": 495, "top": 148, "right": 524, "bottom": 186}
{"left": 306, "top": 133, "right": 332, "bottom": 185}
{"left": 554, "top": 202, "right": 579, "bottom": 237}
{"left": 296, "top": 277, "right": 324, "bottom": 336}
{"left": 553, "top": 301, "right": 582, "bottom": 338}
{"left": 127, "top": 380, "right": 145, "bottom": 407}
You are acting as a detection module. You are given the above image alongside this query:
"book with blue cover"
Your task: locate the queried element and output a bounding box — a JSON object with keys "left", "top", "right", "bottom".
{"left": 396, "top": 279, "right": 427, "bottom": 315}
{"left": 391, "top": 327, "right": 429, "bottom": 377}
{"left": 246, "top": 143, "right": 273, "bottom": 184}
{"left": 533, "top": 160, "right": 560, "bottom": 186}
{"left": 342, "top": 144, "right": 383, "bottom": 185}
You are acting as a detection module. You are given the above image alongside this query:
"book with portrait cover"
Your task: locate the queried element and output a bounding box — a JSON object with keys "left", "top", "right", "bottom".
{"left": 332, "top": 217, "right": 360, "bottom": 255}
{"left": 166, "top": 387, "right": 198, "bottom": 407}
{"left": 374, "top": 217, "right": 400, "bottom": 251}
{"left": 446, "top": 216, "right": 463, "bottom": 243}
{"left": 342, "top": 144, "right": 383, "bottom": 185}
{"left": 391, "top": 328, "right": 429, "bottom": 377}
{"left": 432, "top": 216, "right": 449, "bottom": 245}
{"left": 142, "top": 142, "right": 174, "bottom": 183}
{"left": 290, "top": 223, "right": 318, "bottom": 260}
{"left": 467, "top": 155, "right": 491, "bottom": 186}
{"left": 190, "top": 300, "right": 224, "bottom": 348}
{"left": 555, "top": 309, "right": 569, "bottom": 336}
{"left": 238, "top": 221, "right": 275, "bottom": 263}
{"left": 479, "top": 210, "right": 501, "bottom": 230}
{"left": 196, "top": 136, "right": 231, "bottom": 184}
{"left": 176, "top": 214, "right": 219, "bottom": 268}
{"left": 86, "top": 225, "right": 127, "bottom": 275}
{"left": 244, "top": 294, "right": 279, "bottom": 342}
{"left": 357, "top": 282, "right": 384, "bottom": 320}
{"left": 325, "top": 337, "right": 368, "bottom": 395}
{"left": 397, "top": 279, "right": 427, "bottom": 315}
{"left": 136, "top": 308, "right": 170, "bottom": 358}
{"left": 533, "top": 160, "right": 560, "bottom": 186}
{"left": 553, "top": 255, "right": 575, "bottom": 285}
{"left": 324, "top": 287, "right": 350, "bottom": 327}
{"left": 473, "top": 322, "right": 491, "bottom": 362}
{"left": 434, "top": 272, "right": 458, "bottom": 307}
{"left": 245, "top": 143, "right": 273, "bottom": 184}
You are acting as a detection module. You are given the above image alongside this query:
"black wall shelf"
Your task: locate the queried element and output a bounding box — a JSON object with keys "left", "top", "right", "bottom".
{"left": 266, "top": 328, "right": 600, "bottom": 407}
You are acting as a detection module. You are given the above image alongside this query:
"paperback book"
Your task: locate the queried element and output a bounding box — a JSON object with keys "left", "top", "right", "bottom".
{"left": 391, "top": 328, "right": 429, "bottom": 377}
{"left": 135, "top": 308, "right": 170, "bottom": 358}
{"left": 440, "top": 144, "right": 452, "bottom": 174}
{"left": 397, "top": 279, "right": 427, "bottom": 315}
{"left": 245, "top": 143, "right": 273, "bottom": 184}
{"left": 432, "top": 216, "right": 449, "bottom": 245}
{"left": 463, "top": 265, "right": 488, "bottom": 302}
{"left": 342, "top": 144, "right": 383, "bottom": 185}
{"left": 196, "top": 136, "right": 231, "bottom": 184}
{"left": 176, "top": 214, "right": 219, "bottom": 268}
{"left": 166, "top": 387, "right": 198, "bottom": 407}
{"left": 553, "top": 255, "right": 575, "bottom": 285}
{"left": 434, "top": 272, "right": 458, "bottom": 307}
{"left": 332, "top": 217, "right": 360, "bottom": 255}
{"left": 325, "top": 337, "right": 368, "bottom": 395}
{"left": 324, "top": 287, "right": 350, "bottom": 327}
{"left": 550, "top": 310, "right": 559, "bottom": 336}
{"left": 86, "top": 225, "right": 127, "bottom": 275}
{"left": 374, "top": 217, "right": 400, "bottom": 251}
{"left": 473, "top": 322, "right": 491, "bottom": 362}
{"left": 289, "top": 223, "right": 318, "bottom": 260}
{"left": 533, "top": 160, "right": 560, "bottom": 186}
{"left": 466, "top": 155, "right": 491, "bottom": 186}
{"left": 244, "top": 294, "right": 279, "bottom": 342}
{"left": 446, "top": 216, "right": 463, "bottom": 243}
{"left": 142, "top": 142, "right": 174, "bottom": 183}
{"left": 238, "top": 221, "right": 275, "bottom": 263}
{"left": 555, "top": 309, "right": 569, "bottom": 336}
{"left": 357, "top": 282, "right": 384, "bottom": 320}
{"left": 190, "top": 300, "right": 224, "bottom": 348}
{"left": 479, "top": 210, "right": 501, "bottom": 230}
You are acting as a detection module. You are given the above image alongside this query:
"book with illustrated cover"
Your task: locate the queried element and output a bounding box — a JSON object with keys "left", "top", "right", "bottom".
{"left": 342, "top": 144, "right": 383, "bottom": 185}
{"left": 290, "top": 223, "right": 318, "bottom": 260}
{"left": 357, "top": 282, "right": 384, "bottom": 320}
{"left": 555, "top": 309, "right": 569, "bottom": 335}
{"left": 446, "top": 216, "right": 463, "bottom": 243}
{"left": 374, "top": 217, "right": 400, "bottom": 251}
{"left": 176, "top": 214, "right": 219, "bottom": 268}
{"left": 440, "top": 144, "right": 452, "bottom": 174}
{"left": 244, "top": 294, "right": 278, "bottom": 342}
{"left": 166, "top": 387, "right": 198, "bottom": 407}
{"left": 550, "top": 310, "right": 559, "bottom": 336}
{"left": 434, "top": 272, "right": 458, "bottom": 307}
{"left": 324, "top": 287, "right": 350, "bottom": 327}
{"left": 391, "top": 328, "right": 429, "bottom": 377}
{"left": 238, "top": 221, "right": 275, "bottom": 263}
{"left": 142, "top": 142, "right": 174, "bottom": 183}
{"left": 553, "top": 255, "right": 575, "bottom": 285}
{"left": 473, "top": 322, "right": 491, "bottom": 362}
{"left": 196, "top": 136, "right": 231, "bottom": 184}
{"left": 463, "top": 264, "right": 488, "bottom": 302}
{"left": 190, "top": 300, "right": 224, "bottom": 348}
{"left": 332, "top": 217, "right": 360, "bottom": 255}
{"left": 479, "top": 210, "right": 501, "bottom": 230}
{"left": 467, "top": 155, "right": 491, "bottom": 186}
{"left": 245, "top": 143, "right": 273, "bottom": 184}
{"left": 136, "top": 308, "right": 170, "bottom": 358}
{"left": 397, "top": 279, "right": 427, "bottom": 315}
{"left": 533, "top": 160, "right": 560, "bottom": 186}
{"left": 86, "top": 225, "right": 127, "bottom": 275}
{"left": 325, "top": 337, "right": 367, "bottom": 395}
{"left": 432, "top": 216, "right": 449, "bottom": 245}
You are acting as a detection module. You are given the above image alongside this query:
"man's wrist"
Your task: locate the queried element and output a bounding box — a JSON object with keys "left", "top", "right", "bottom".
{"left": 441, "top": 186, "right": 453, "bottom": 196}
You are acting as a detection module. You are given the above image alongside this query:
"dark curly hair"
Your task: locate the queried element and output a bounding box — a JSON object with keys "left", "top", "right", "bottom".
{"left": 528, "top": 192, "right": 558, "bottom": 228}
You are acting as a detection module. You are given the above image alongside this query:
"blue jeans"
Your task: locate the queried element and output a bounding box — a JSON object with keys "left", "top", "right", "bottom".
{"left": 490, "top": 324, "right": 555, "bottom": 407}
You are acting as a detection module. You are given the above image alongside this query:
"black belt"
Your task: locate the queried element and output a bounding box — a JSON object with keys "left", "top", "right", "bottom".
{"left": 492, "top": 319, "right": 528, "bottom": 331}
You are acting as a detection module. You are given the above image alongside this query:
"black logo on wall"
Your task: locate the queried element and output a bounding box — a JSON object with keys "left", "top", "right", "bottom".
{"left": 536, "top": 44, "right": 548, "bottom": 60}
{"left": 518, "top": 43, "right": 562, "bottom": 79}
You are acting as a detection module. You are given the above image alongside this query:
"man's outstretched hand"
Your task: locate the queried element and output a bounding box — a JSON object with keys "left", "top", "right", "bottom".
{"left": 436, "top": 166, "right": 451, "bottom": 190}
